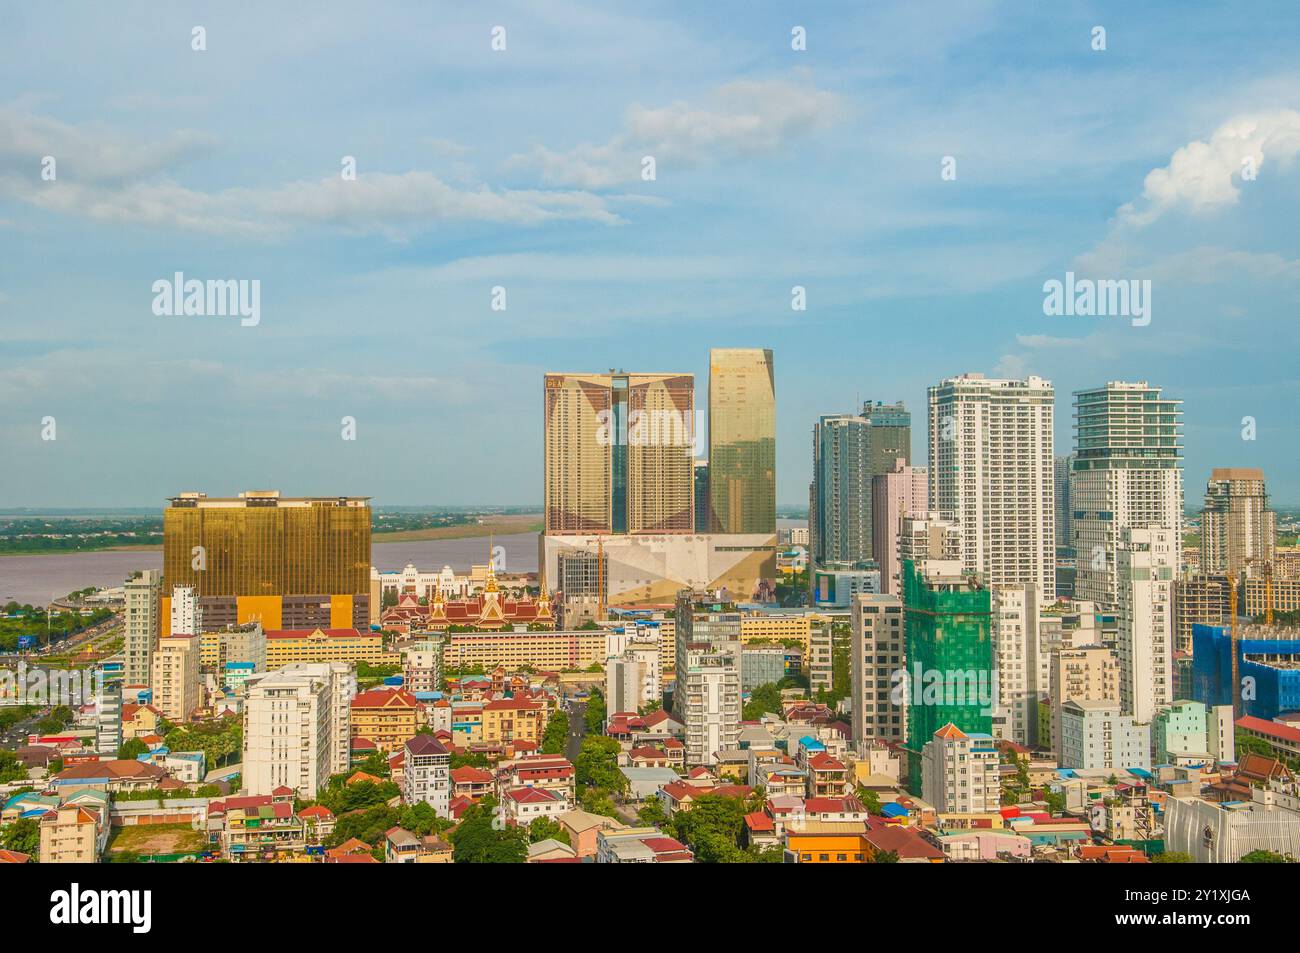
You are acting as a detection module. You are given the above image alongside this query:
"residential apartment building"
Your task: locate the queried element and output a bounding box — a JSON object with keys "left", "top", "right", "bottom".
{"left": 1058, "top": 699, "right": 1151, "bottom": 771}
{"left": 243, "top": 662, "right": 356, "bottom": 798}
{"left": 1048, "top": 645, "right": 1120, "bottom": 755}
{"left": 351, "top": 688, "right": 420, "bottom": 752}
{"left": 1173, "top": 574, "right": 1231, "bottom": 654}
{"left": 927, "top": 373, "right": 1055, "bottom": 598}
{"left": 543, "top": 370, "right": 696, "bottom": 535}
{"left": 1070, "top": 382, "right": 1183, "bottom": 606}
{"left": 607, "top": 639, "right": 662, "bottom": 712}
{"left": 991, "top": 585, "right": 1040, "bottom": 747}
{"left": 850, "top": 593, "right": 906, "bottom": 748}
{"left": 871, "top": 458, "right": 928, "bottom": 596}
{"left": 402, "top": 734, "right": 451, "bottom": 818}
{"left": 1201, "top": 468, "right": 1276, "bottom": 576}
{"left": 151, "top": 633, "right": 200, "bottom": 723}
{"left": 920, "top": 723, "right": 1001, "bottom": 815}
{"left": 1116, "top": 525, "right": 1176, "bottom": 724}
{"left": 39, "top": 804, "right": 102, "bottom": 864}
{"left": 123, "top": 569, "right": 162, "bottom": 686}
{"left": 1152, "top": 701, "right": 1235, "bottom": 765}
{"left": 673, "top": 590, "right": 742, "bottom": 765}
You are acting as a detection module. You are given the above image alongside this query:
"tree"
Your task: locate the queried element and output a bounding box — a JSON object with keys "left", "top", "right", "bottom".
{"left": 637, "top": 797, "right": 668, "bottom": 828}
{"left": 584, "top": 688, "right": 607, "bottom": 734}
{"left": 871, "top": 849, "right": 900, "bottom": 863}
{"left": 1153, "top": 851, "right": 1193, "bottom": 864}
{"left": 575, "top": 736, "right": 625, "bottom": 793}
{"left": 325, "top": 805, "right": 401, "bottom": 847}
{"left": 671, "top": 793, "right": 748, "bottom": 863}
{"left": 527, "top": 817, "right": 570, "bottom": 845}
{"left": 399, "top": 801, "right": 451, "bottom": 838}
{"left": 743, "top": 683, "right": 783, "bottom": 721}
{"left": 117, "top": 738, "right": 148, "bottom": 761}
{"left": 450, "top": 800, "right": 528, "bottom": 863}
{"left": 0, "top": 817, "right": 39, "bottom": 857}
{"left": 541, "top": 710, "right": 569, "bottom": 755}
{"left": 1239, "top": 849, "right": 1293, "bottom": 863}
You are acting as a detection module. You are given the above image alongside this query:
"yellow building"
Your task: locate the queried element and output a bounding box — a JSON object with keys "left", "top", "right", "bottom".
{"left": 265, "top": 628, "right": 384, "bottom": 668}
{"left": 161, "top": 490, "right": 371, "bottom": 633}
{"left": 152, "top": 633, "right": 201, "bottom": 723}
{"left": 740, "top": 613, "right": 821, "bottom": 652}
{"left": 442, "top": 629, "right": 606, "bottom": 672}
{"left": 785, "top": 830, "right": 873, "bottom": 864}
{"left": 39, "top": 805, "right": 101, "bottom": 864}
{"left": 350, "top": 689, "right": 420, "bottom": 752}
{"left": 482, "top": 698, "right": 546, "bottom": 746}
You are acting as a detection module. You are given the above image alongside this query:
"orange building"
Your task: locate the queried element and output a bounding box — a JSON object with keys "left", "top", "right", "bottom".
{"left": 350, "top": 689, "right": 420, "bottom": 753}
{"left": 482, "top": 697, "right": 546, "bottom": 746}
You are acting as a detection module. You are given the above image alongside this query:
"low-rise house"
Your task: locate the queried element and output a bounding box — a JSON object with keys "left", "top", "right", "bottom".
{"left": 209, "top": 793, "right": 306, "bottom": 862}
{"left": 49, "top": 759, "right": 165, "bottom": 795}
{"left": 527, "top": 838, "right": 578, "bottom": 862}
{"left": 451, "top": 766, "right": 495, "bottom": 801}
{"left": 502, "top": 786, "right": 568, "bottom": 825}
{"left": 597, "top": 827, "right": 693, "bottom": 863}
{"left": 299, "top": 805, "right": 335, "bottom": 842}
{"left": 384, "top": 826, "right": 453, "bottom": 863}
{"left": 497, "top": 754, "right": 575, "bottom": 801}
{"left": 557, "top": 809, "right": 626, "bottom": 858}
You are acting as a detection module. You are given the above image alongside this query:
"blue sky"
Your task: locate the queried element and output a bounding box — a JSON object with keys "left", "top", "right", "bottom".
{"left": 2, "top": 1, "right": 1299, "bottom": 507}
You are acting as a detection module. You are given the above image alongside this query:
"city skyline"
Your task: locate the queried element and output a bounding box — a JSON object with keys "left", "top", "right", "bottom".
{"left": 3, "top": 3, "right": 1299, "bottom": 508}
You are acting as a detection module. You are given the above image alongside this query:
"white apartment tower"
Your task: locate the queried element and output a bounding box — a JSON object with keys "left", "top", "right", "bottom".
{"left": 242, "top": 662, "right": 357, "bottom": 798}
{"left": 850, "top": 593, "right": 907, "bottom": 748}
{"left": 123, "top": 569, "right": 161, "bottom": 686}
{"left": 169, "top": 585, "right": 201, "bottom": 635}
{"left": 920, "top": 724, "right": 1001, "bottom": 814}
{"left": 1071, "top": 382, "right": 1183, "bottom": 607}
{"left": 927, "top": 374, "right": 1055, "bottom": 599}
{"left": 991, "top": 585, "right": 1040, "bottom": 747}
{"left": 1116, "top": 525, "right": 1176, "bottom": 724}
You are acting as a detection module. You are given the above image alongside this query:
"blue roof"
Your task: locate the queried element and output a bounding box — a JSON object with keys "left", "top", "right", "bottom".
{"left": 800, "top": 736, "right": 825, "bottom": 750}
{"left": 880, "top": 803, "right": 909, "bottom": 817}
{"left": 1128, "top": 767, "right": 1154, "bottom": 779}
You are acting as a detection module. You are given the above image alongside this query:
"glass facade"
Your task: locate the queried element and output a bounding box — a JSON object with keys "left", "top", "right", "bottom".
{"left": 163, "top": 493, "right": 370, "bottom": 597}
{"left": 708, "top": 348, "right": 776, "bottom": 535}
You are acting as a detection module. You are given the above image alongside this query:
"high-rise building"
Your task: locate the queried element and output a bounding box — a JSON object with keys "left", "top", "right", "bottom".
{"left": 162, "top": 491, "right": 371, "bottom": 632}
{"left": 1202, "top": 468, "right": 1276, "bottom": 575}
{"left": 1116, "top": 525, "right": 1176, "bottom": 724}
{"left": 543, "top": 371, "right": 695, "bottom": 535}
{"left": 123, "top": 569, "right": 161, "bottom": 686}
{"left": 811, "top": 413, "right": 870, "bottom": 566}
{"left": 1071, "top": 382, "right": 1183, "bottom": 607}
{"left": 871, "top": 459, "right": 928, "bottom": 596}
{"left": 927, "top": 373, "right": 1055, "bottom": 599}
{"left": 920, "top": 723, "right": 1000, "bottom": 815}
{"left": 810, "top": 403, "right": 912, "bottom": 570}
{"left": 606, "top": 638, "right": 661, "bottom": 712}
{"left": 708, "top": 348, "right": 775, "bottom": 535}
{"left": 902, "top": 559, "right": 993, "bottom": 788}
{"left": 151, "top": 633, "right": 200, "bottom": 723}
{"left": 991, "top": 585, "right": 1040, "bottom": 747}
{"left": 897, "top": 513, "right": 962, "bottom": 576}
{"left": 169, "top": 585, "right": 200, "bottom": 636}
{"left": 243, "top": 662, "right": 356, "bottom": 798}
{"left": 851, "top": 593, "right": 906, "bottom": 748}
{"left": 673, "top": 590, "right": 742, "bottom": 765}
{"left": 1054, "top": 454, "right": 1074, "bottom": 556}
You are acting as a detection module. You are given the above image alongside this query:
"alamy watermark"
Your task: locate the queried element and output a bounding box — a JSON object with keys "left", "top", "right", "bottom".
{"left": 1042, "top": 271, "right": 1150, "bottom": 327}
{"left": 152, "top": 272, "right": 261, "bottom": 327}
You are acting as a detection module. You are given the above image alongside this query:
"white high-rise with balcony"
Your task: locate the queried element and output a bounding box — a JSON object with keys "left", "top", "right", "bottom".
{"left": 1116, "top": 525, "right": 1176, "bottom": 724}
{"left": 927, "top": 374, "right": 1055, "bottom": 599}
{"left": 1071, "top": 382, "right": 1183, "bottom": 607}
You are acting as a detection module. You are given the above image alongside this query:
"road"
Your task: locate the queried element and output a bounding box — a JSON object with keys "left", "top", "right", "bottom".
{"left": 565, "top": 699, "right": 587, "bottom": 763}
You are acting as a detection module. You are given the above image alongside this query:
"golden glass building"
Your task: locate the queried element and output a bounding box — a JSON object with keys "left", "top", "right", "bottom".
{"left": 708, "top": 348, "right": 776, "bottom": 534}
{"left": 543, "top": 372, "right": 695, "bottom": 535}
{"left": 161, "top": 491, "right": 371, "bottom": 633}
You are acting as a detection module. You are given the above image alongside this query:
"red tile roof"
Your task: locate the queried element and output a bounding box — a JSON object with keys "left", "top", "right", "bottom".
{"left": 1238, "top": 715, "right": 1300, "bottom": 745}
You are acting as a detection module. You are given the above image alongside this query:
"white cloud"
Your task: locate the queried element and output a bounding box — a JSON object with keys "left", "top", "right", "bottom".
{"left": 511, "top": 78, "right": 843, "bottom": 189}
{"left": 1116, "top": 110, "right": 1300, "bottom": 227}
